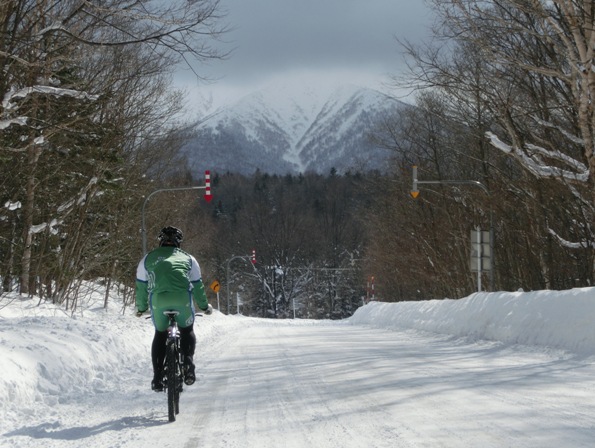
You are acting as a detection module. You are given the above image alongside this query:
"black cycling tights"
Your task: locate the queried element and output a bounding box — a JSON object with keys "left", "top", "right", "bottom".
{"left": 152, "top": 325, "right": 197, "bottom": 373}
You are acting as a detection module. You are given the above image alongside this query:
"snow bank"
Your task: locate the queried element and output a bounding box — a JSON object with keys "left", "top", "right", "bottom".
{"left": 2, "top": 282, "right": 595, "bottom": 438}
{"left": 349, "top": 287, "right": 595, "bottom": 354}
{"left": 0, "top": 284, "right": 236, "bottom": 431}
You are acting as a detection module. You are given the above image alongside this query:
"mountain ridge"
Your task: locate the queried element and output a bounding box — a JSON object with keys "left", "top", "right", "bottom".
{"left": 183, "top": 83, "right": 407, "bottom": 175}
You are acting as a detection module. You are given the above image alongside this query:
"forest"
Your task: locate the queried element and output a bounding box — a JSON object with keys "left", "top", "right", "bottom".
{"left": 1, "top": 1, "right": 595, "bottom": 319}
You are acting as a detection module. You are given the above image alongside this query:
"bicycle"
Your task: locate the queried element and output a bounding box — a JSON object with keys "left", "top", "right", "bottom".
{"left": 157, "top": 310, "right": 206, "bottom": 422}
{"left": 157, "top": 310, "right": 184, "bottom": 422}
{"left": 144, "top": 309, "right": 208, "bottom": 422}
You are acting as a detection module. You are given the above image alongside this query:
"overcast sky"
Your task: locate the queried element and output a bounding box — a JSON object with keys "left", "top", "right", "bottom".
{"left": 175, "top": 0, "right": 433, "bottom": 114}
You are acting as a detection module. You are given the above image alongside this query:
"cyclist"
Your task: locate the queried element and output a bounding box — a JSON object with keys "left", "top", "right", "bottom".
{"left": 135, "top": 226, "right": 212, "bottom": 391}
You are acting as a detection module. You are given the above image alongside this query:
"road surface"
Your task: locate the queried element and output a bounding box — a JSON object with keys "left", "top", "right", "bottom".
{"left": 4, "top": 317, "right": 595, "bottom": 447}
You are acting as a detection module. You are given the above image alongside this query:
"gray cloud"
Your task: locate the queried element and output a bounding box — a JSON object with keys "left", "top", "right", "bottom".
{"left": 222, "top": 0, "right": 430, "bottom": 77}
{"left": 178, "top": 0, "right": 433, "bottom": 110}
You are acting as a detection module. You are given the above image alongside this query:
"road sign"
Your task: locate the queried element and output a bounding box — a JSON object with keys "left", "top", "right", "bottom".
{"left": 470, "top": 229, "right": 491, "bottom": 272}
{"left": 210, "top": 280, "right": 220, "bottom": 293}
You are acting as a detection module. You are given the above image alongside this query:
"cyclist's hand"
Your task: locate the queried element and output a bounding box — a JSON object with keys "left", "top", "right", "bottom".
{"left": 136, "top": 309, "right": 147, "bottom": 318}
{"left": 203, "top": 304, "right": 213, "bottom": 315}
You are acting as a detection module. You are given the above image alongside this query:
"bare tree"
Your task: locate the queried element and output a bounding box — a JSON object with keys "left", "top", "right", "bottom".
{"left": 428, "top": 0, "right": 595, "bottom": 241}
{"left": 381, "top": 0, "right": 595, "bottom": 291}
{"left": 0, "top": 0, "right": 227, "bottom": 295}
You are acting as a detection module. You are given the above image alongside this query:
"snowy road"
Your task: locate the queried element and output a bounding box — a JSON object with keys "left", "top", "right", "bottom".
{"left": 5, "top": 315, "right": 595, "bottom": 448}
{"left": 190, "top": 321, "right": 595, "bottom": 448}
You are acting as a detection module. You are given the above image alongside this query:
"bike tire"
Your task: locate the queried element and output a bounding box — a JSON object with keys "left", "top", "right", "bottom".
{"left": 167, "top": 341, "right": 177, "bottom": 422}
{"left": 174, "top": 348, "right": 181, "bottom": 415}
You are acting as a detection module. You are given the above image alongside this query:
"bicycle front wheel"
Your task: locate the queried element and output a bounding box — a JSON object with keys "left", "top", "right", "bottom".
{"left": 167, "top": 341, "right": 177, "bottom": 422}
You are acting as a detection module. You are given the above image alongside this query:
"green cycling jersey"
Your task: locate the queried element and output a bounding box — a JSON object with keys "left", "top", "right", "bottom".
{"left": 135, "top": 246, "right": 209, "bottom": 330}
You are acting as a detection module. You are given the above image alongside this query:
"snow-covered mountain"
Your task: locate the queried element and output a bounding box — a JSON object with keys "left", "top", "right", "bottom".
{"left": 183, "top": 82, "right": 408, "bottom": 175}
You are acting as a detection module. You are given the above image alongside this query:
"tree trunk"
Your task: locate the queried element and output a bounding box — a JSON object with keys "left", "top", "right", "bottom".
{"left": 19, "top": 145, "right": 42, "bottom": 295}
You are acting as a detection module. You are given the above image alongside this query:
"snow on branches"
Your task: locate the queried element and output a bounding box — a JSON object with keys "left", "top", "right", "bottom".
{"left": 486, "top": 132, "right": 589, "bottom": 183}
{"left": 2, "top": 85, "right": 99, "bottom": 112}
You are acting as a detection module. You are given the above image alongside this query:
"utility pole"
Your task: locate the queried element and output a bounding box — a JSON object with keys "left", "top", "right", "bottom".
{"left": 225, "top": 250, "right": 256, "bottom": 314}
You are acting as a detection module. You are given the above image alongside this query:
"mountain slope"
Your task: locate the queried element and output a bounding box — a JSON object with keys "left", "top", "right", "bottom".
{"left": 183, "top": 83, "right": 408, "bottom": 175}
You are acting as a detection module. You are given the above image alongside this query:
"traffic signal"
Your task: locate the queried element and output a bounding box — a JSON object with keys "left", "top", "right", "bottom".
{"left": 204, "top": 170, "right": 213, "bottom": 203}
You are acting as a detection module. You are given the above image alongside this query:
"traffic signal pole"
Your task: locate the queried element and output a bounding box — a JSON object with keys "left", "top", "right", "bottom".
{"left": 141, "top": 171, "right": 212, "bottom": 255}
{"left": 411, "top": 165, "right": 494, "bottom": 291}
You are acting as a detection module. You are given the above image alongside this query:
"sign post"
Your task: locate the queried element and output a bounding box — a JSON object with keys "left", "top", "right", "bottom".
{"left": 470, "top": 228, "right": 491, "bottom": 292}
{"left": 366, "top": 275, "right": 375, "bottom": 303}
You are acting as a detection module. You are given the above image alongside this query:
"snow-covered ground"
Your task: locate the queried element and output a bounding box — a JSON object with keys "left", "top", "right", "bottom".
{"left": 2, "top": 284, "right": 595, "bottom": 447}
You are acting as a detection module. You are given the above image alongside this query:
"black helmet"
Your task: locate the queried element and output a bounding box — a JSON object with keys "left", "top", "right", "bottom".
{"left": 158, "top": 226, "right": 183, "bottom": 247}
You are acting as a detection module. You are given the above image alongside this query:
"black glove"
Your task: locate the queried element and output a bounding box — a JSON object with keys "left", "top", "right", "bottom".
{"left": 202, "top": 304, "right": 213, "bottom": 315}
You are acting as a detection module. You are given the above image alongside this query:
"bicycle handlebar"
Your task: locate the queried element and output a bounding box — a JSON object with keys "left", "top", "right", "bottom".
{"left": 143, "top": 312, "right": 205, "bottom": 320}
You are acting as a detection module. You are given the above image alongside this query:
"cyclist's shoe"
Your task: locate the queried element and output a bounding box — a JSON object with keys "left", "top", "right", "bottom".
{"left": 184, "top": 357, "right": 196, "bottom": 386}
{"left": 151, "top": 374, "right": 164, "bottom": 392}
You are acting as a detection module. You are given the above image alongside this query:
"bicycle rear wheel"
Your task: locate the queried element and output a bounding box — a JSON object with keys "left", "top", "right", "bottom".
{"left": 167, "top": 341, "right": 177, "bottom": 422}
{"left": 174, "top": 356, "right": 181, "bottom": 415}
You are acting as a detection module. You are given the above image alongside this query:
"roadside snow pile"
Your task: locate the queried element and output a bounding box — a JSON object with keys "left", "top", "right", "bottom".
{"left": 349, "top": 287, "right": 595, "bottom": 354}
{"left": 3, "top": 282, "right": 595, "bottom": 436}
{"left": 0, "top": 283, "right": 233, "bottom": 430}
